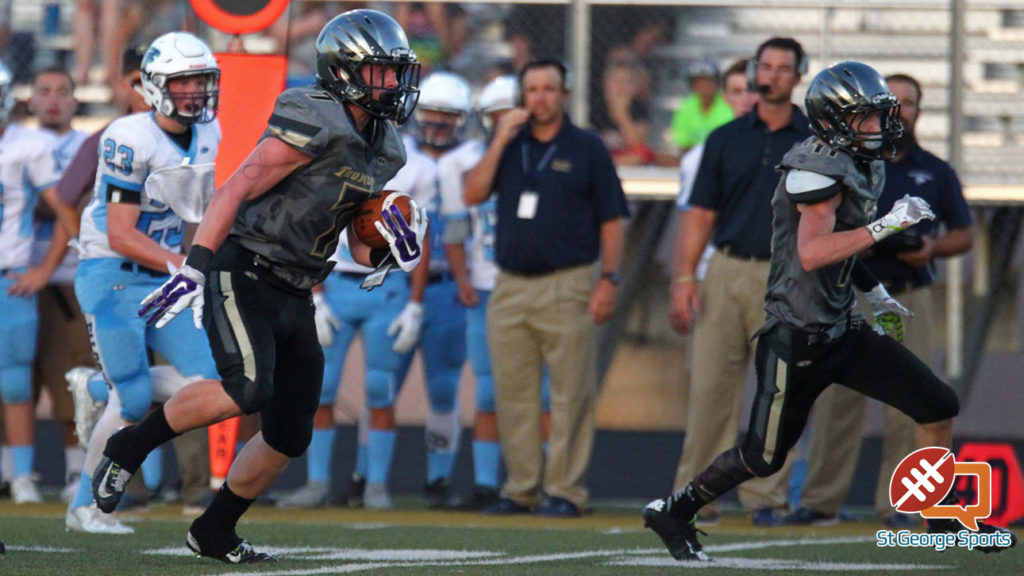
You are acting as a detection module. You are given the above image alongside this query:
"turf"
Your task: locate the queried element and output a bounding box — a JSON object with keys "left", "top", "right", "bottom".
{"left": 1, "top": 500, "right": 1021, "bottom": 575}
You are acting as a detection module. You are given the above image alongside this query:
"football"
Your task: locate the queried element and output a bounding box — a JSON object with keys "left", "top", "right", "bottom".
{"left": 351, "top": 190, "right": 414, "bottom": 249}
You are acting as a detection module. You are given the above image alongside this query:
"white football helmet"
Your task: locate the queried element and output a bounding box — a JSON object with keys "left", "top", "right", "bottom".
{"left": 414, "top": 71, "right": 472, "bottom": 149}
{"left": 478, "top": 75, "right": 519, "bottom": 132}
{"left": 0, "top": 59, "right": 13, "bottom": 125}
{"left": 141, "top": 32, "right": 220, "bottom": 125}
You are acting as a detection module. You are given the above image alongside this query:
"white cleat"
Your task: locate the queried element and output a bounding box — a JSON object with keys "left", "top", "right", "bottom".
{"left": 66, "top": 504, "right": 135, "bottom": 534}
{"left": 11, "top": 475, "right": 42, "bottom": 504}
{"left": 363, "top": 482, "right": 393, "bottom": 510}
{"left": 66, "top": 366, "right": 105, "bottom": 449}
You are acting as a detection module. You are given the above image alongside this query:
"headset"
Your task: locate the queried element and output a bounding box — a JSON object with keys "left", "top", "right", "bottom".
{"left": 746, "top": 37, "right": 807, "bottom": 93}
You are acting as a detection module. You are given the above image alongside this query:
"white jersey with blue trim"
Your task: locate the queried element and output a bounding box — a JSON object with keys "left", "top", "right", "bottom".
{"left": 385, "top": 139, "right": 448, "bottom": 275}
{"left": 438, "top": 139, "right": 497, "bottom": 290}
{"left": 31, "top": 128, "right": 89, "bottom": 284}
{"left": 79, "top": 112, "right": 221, "bottom": 261}
{"left": 0, "top": 124, "right": 62, "bottom": 269}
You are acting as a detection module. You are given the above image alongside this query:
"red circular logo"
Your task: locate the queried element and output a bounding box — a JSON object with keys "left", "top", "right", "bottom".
{"left": 890, "top": 446, "right": 956, "bottom": 513}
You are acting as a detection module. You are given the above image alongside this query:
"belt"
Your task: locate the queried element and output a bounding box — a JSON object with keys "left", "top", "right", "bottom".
{"left": 120, "top": 262, "right": 168, "bottom": 277}
{"left": 503, "top": 268, "right": 555, "bottom": 278}
{"left": 718, "top": 244, "right": 770, "bottom": 262}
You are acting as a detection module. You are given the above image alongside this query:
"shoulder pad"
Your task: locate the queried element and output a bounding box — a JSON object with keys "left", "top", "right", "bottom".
{"left": 785, "top": 169, "right": 842, "bottom": 204}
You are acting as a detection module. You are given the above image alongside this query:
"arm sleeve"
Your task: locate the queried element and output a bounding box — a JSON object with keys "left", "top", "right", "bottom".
{"left": 851, "top": 259, "right": 880, "bottom": 292}
{"left": 96, "top": 121, "right": 149, "bottom": 204}
{"left": 784, "top": 169, "right": 843, "bottom": 205}
{"left": 264, "top": 90, "right": 329, "bottom": 157}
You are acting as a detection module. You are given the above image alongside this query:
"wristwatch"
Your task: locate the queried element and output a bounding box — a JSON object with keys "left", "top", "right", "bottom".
{"left": 600, "top": 272, "right": 621, "bottom": 285}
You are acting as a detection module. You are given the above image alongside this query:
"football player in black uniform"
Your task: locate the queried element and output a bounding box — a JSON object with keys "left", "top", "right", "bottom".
{"left": 91, "top": 10, "right": 427, "bottom": 563}
{"left": 643, "top": 61, "right": 1017, "bottom": 561}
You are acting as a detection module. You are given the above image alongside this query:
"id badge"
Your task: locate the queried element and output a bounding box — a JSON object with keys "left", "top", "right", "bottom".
{"left": 517, "top": 191, "right": 539, "bottom": 220}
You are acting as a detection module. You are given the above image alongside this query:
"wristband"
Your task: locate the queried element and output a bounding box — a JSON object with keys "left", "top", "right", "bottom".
{"left": 600, "top": 272, "right": 620, "bottom": 285}
{"left": 184, "top": 245, "right": 214, "bottom": 274}
{"left": 674, "top": 275, "right": 697, "bottom": 284}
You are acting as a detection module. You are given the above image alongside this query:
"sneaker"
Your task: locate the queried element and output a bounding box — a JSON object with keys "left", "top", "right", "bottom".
{"left": 363, "top": 482, "right": 392, "bottom": 510}
{"left": 927, "top": 517, "right": 1018, "bottom": 553}
{"left": 642, "top": 499, "right": 710, "bottom": 562}
{"left": 186, "top": 530, "right": 278, "bottom": 564}
{"left": 276, "top": 480, "right": 329, "bottom": 508}
{"left": 783, "top": 506, "right": 839, "bottom": 526}
{"left": 752, "top": 507, "right": 784, "bottom": 527}
{"left": 481, "top": 497, "right": 533, "bottom": 516}
{"left": 93, "top": 456, "right": 133, "bottom": 513}
{"left": 65, "top": 504, "right": 135, "bottom": 534}
{"left": 66, "top": 367, "right": 104, "bottom": 449}
{"left": 448, "top": 485, "right": 501, "bottom": 511}
{"left": 538, "top": 496, "right": 584, "bottom": 518}
{"left": 346, "top": 474, "right": 366, "bottom": 508}
{"left": 424, "top": 478, "right": 450, "bottom": 509}
{"left": 11, "top": 475, "right": 42, "bottom": 504}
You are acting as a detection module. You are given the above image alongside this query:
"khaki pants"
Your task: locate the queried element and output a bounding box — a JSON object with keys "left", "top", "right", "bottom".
{"left": 798, "top": 286, "right": 930, "bottom": 516}
{"left": 488, "top": 265, "right": 596, "bottom": 509}
{"left": 673, "top": 252, "right": 791, "bottom": 510}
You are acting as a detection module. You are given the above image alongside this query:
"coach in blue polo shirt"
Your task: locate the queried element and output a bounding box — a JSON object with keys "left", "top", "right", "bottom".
{"left": 464, "top": 58, "right": 628, "bottom": 518}
{"left": 790, "top": 72, "right": 974, "bottom": 527}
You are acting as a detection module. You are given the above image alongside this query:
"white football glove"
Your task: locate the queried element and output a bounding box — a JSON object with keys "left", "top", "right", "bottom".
{"left": 139, "top": 261, "right": 205, "bottom": 329}
{"left": 866, "top": 195, "right": 935, "bottom": 242}
{"left": 312, "top": 291, "right": 340, "bottom": 347}
{"left": 387, "top": 301, "right": 423, "bottom": 354}
{"left": 375, "top": 198, "right": 429, "bottom": 273}
{"left": 864, "top": 284, "right": 913, "bottom": 342}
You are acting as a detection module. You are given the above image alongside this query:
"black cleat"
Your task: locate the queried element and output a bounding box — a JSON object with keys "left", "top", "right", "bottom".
{"left": 93, "top": 456, "right": 134, "bottom": 514}
{"left": 424, "top": 478, "right": 450, "bottom": 509}
{"left": 345, "top": 474, "right": 366, "bottom": 508}
{"left": 186, "top": 530, "right": 278, "bottom": 564}
{"left": 643, "top": 499, "right": 711, "bottom": 562}
{"left": 447, "top": 485, "right": 501, "bottom": 511}
{"left": 927, "top": 517, "right": 1018, "bottom": 553}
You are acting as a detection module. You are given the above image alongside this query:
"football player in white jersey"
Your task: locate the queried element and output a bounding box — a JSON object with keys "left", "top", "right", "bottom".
{"left": 0, "top": 59, "right": 66, "bottom": 504}
{"left": 27, "top": 66, "right": 92, "bottom": 504}
{"left": 439, "top": 75, "right": 551, "bottom": 509}
{"left": 66, "top": 32, "right": 222, "bottom": 533}
{"left": 336, "top": 72, "right": 472, "bottom": 509}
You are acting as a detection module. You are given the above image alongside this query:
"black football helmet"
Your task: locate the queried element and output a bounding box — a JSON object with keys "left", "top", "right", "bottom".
{"left": 805, "top": 61, "right": 903, "bottom": 160}
{"left": 316, "top": 9, "right": 420, "bottom": 124}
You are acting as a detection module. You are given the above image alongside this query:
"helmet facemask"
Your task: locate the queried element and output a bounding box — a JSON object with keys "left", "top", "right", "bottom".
{"left": 146, "top": 69, "right": 221, "bottom": 125}
{"left": 414, "top": 106, "right": 466, "bottom": 149}
{"left": 316, "top": 9, "right": 421, "bottom": 125}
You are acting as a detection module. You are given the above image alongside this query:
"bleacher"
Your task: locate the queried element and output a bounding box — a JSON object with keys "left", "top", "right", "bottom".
{"left": 650, "top": 2, "right": 1024, "bottom": 188}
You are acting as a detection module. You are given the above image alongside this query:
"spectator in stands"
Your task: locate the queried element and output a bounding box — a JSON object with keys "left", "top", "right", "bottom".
{"left": 28, "top": 66, "right": 91, "bottom": 505}
{"left": 668, "top": 37, "right": 811, "bottom": 526}
{"left": 0, "top": 0, "right": 11, "bottom": 58}
{"left": 463, "top": 59, "right": 628, "bottom": 517}
{"left": 669, "top": 59, "right": 734, "bottom": 153}
{"left": 71, "top": 0, "right": 121, "bottom": 87}
{"left": 599, "top": 50, "right": 654, "bottom": 166}
{"left": 103, "top": 1, "right": 196, "bottom": 92}
{"left": 505, "top": 5, "right": 566, "bottom": 71}
{"left": 785, "top": 73, "right": 975, "bottom": 527}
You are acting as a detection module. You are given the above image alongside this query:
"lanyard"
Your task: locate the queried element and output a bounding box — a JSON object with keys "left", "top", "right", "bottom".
{"left": 521, "top": 140, "right": 558, "bottom": 189}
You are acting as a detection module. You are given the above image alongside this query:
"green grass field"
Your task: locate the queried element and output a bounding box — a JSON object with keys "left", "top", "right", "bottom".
{"left": 1, "top": 500, "right": 1021, "bottom": 575}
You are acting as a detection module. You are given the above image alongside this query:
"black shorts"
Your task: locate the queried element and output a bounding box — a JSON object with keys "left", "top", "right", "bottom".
{"left": 202, "top": 240, "right": 324, "bottom": 456}
{"left": 741, "top": 318, "right": 960, "bottom": 475}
